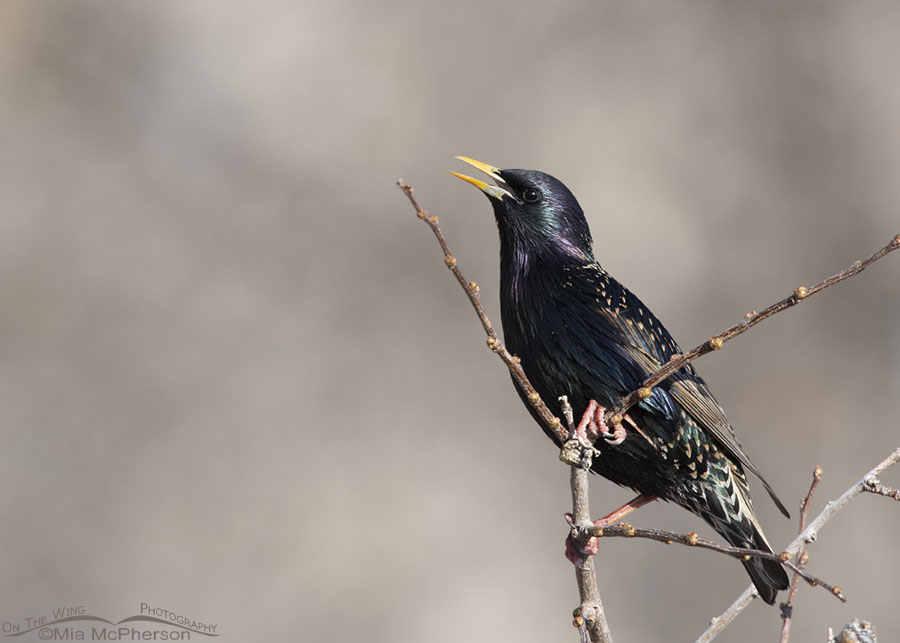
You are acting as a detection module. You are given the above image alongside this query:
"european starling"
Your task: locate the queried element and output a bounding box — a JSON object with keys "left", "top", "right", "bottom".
{"left": 450, "top": 156, "right": 790, "bottom": 604}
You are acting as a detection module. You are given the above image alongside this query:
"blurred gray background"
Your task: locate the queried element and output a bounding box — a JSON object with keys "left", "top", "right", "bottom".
{"left": 1, "top": 2, "right": 898, "bottom": 641}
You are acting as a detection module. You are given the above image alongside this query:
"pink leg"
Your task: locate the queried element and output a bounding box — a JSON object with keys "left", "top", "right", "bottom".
{"left": 574, "top": 399, "right": 627, "bottom": 445}
{"left": 572, "top": 399, "right": 598, "bottom": 441}
{"left": 592, "top": 493, "right": 656, "bottom": 526}
{"left": 565, "top": 494, "right": 657, "bottom": 567}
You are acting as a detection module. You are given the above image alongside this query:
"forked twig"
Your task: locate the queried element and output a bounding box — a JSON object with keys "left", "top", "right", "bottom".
{"left": 779, "top": 466, "right": 823, "bottom": 643}
{"left": 602, "top": 235, "right": 900, "bottom": 427}
{"left": 864, "top": 477, "right": 900, "bottom": 501}
{"left": 398, "top": 180, "right": 565, "bottom": 442}
{"left": 574, "top": 521, "right": 843, "bottom": 603}
{"left": 697, "top": 447, "right": 900, "bottom": 643}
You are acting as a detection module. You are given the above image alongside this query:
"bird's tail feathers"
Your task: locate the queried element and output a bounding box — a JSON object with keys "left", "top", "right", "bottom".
{"left": 698, "top": 466, "right": 789, "bottom": 605}
{"left": 737, "top": 525, "right": 790, "bottom": 606}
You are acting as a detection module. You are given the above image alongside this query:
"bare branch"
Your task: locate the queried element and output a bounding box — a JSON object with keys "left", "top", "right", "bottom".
{"left": 398, "top": 180, "right": 565, "bottom": 443}
{"left": 789, "top": 448, "right": 900, "bottom": 556}
{"left": 863, "top": 477, "right": 900, "bottom": 501}
{"left": 696, "top": 447, "right": 900, "bottom": 642}
{"left": 575, "top": 521, "right": 843, "bottom": 602}
{"left": 780, "top": 466, "right": 824, "bottom": 643}
{"left": 699, "top": 590, "right": 758, "bottom": 643}
{"left": 559, "top": 396, "right": 614, "bottom": 643}
{"left": 603, "top": 234, "right": 900, "bottom": 427}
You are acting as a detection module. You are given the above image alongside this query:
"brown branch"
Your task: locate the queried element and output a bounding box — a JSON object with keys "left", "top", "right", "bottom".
{"left": 560, "top": 396, "right": 614, "bottom": 643}
{"left": 779, "top": 466, "right": 823, "bottom": 643}
{"left": 398, "top": 180, "right": 566, "bottom": 443}
{"left": 863, "top": 477, "right": 900, "bottom": 501}
{"left": 402, "top": 179, "right": 609, "bottom": 642}
{"left": 573, "top": 521, "right": 843, "bottom": 602}
{"left": 603, "top": 235, "right": 900, "bottom": 427}
{"left": 696, "top": 447, "right": 900, "bottom": 643}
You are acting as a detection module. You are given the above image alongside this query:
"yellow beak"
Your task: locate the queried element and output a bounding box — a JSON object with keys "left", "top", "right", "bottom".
{"left": 449, "top": 156, "right": 515, "bottom": 201}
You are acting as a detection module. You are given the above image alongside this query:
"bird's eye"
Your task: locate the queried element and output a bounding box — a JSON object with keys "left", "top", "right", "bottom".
{"left": 522, "top": 188, "right": 542, "bottom": 203}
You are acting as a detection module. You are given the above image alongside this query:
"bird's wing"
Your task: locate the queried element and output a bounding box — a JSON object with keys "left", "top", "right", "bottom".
{"left": 666, "top": 374, "right": 789, "bottom": 517}
{"left": 588, "top": 278, "right": 790, "bottom": 517}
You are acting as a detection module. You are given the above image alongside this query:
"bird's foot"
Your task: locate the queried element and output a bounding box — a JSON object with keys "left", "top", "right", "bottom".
{"left": 596, "top": 413, "right": 627, "bottom": 445}
{"left": 564, "top": 514, "right": 624, "bottom": 567}
{"left": 561, "top": 400, "right": 603, "bottom": 468}
{"left": 563, "top": 495, "right": 657, "bottom": 567}
{"left": 578, "top": 400, "right": 627, "bottom": 445}
{"left": 564, "top": 513, "right": 600, "bottom": 568}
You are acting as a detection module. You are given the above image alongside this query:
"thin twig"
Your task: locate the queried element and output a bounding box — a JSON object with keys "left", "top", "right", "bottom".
{"left": 780, "top": 466, "right": 824, "bottom": 643}
{"left": 863, "top": 477, "right": 900, "bottom": 501}
{"left": 574, "top": 521, "right": 842, "bottom": 602}
{"left": 560, "top": 397, "right": 614, "bottom": 643}
{"left": 603, "top": 235, "right": 900, "bottom": 427}
{"left": 398, "top": 180, "right": 566, "bottom": 443}
{"left": 788, "top": 448, "right": 900, "bottom": 556}
{"left": 699, "top": 590, "right": 758, "bottom": 643}
{"left": 696, "top": 447, "right": 900, "bottom": 642}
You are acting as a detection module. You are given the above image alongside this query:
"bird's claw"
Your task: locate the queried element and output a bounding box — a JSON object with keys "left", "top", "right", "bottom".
{"left": 565, "top": 531, "right": 599, "bottom": 568}
{"left": 564, "top": 512, "right": 616, "bottom": 567}
{"left": 597, "top": 415, "right": 627, "bottom": 445}
{"left": 576, "top": 400, "right": 627, "bottom": 445}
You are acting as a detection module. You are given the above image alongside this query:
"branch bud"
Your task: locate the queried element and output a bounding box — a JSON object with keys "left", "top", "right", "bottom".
{"left": 444, "top": 255, "right": 457, "bottom": 268}
{"left": 708, "top": 337, "right": 724, "bottom": 350}
{"left": 637, "top": 387, "right": 652, "bottom": 400}
{"left": 794, "top": 285, "right": 809, "bottom": 299}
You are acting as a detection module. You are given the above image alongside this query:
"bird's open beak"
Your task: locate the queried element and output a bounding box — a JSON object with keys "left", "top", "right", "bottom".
{"left": 449, "top": 156, "right": 518, "bottom": 202}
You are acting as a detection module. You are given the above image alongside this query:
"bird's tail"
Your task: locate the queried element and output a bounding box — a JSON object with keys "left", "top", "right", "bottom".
{"left": 736, "top": 526, "right": 790, "bottom": 606}
{"left": 696, "top": 464, "right": 789, "bottom": 605}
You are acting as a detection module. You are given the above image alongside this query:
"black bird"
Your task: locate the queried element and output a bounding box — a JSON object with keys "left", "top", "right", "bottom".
{"left": 450, "top": 156, "right": 790, "bottom": 604}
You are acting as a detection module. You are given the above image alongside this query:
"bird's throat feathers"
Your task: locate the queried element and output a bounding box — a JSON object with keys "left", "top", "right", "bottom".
{"left": 496, "top": 210, "right": 594, "bottom": 303}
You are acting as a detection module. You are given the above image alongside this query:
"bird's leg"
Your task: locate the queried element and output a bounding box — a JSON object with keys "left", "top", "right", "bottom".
{"left": 593, "top": 493, "right": 656, "bottom": 526}
{"left": 565, "top": 494, "right": 657, "bottom": 567}
{"left": 572, "top": 399, "right": 599, "bottom": 441}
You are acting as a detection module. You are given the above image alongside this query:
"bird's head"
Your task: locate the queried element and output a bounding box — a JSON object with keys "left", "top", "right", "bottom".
{"left": 450, "top": 156, "right": 594, "bottom": 264}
